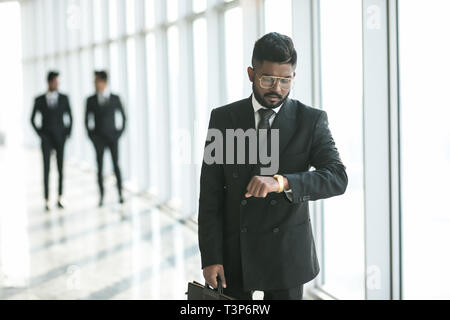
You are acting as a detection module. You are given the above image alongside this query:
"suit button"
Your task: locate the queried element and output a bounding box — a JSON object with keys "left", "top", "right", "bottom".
{"left": 273, "top": 227, "right": 279, "bottom": 233}
{"left": 270, "top": 200, "right": 277, "bottom": 205}
{"left": 232, "top": 172, "right": 239, "bottom": 179}
{"left": 241, "top": 200, "right": 247, "bottom": 206}
{"left": 241, "top": 227, "right": 248, "bottom": 233}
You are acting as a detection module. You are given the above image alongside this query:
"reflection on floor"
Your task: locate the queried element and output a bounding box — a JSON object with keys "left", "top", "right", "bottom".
{"left": 0, "top": 147, "right": 203, "bottom": 299}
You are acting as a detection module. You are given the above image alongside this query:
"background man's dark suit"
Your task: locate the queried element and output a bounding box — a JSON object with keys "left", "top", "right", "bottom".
{"left": 31, "top": 93, "right": 72, "bottom": 200}
{"left": 85, "top": 94, "right": 126, "bottom": 200}
{"left": 198, "top": 95, "right": 348, "bottom": 298}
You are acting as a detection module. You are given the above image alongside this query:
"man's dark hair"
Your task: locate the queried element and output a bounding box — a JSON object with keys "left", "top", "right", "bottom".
{"left": 47, "top": 71, "right": 59, "bottom": 83}
{"left": 251, "top": 32, "right": 297, "bottom": 69}
{"left": 94, "top": 70, "right": 108, "bottom": 82}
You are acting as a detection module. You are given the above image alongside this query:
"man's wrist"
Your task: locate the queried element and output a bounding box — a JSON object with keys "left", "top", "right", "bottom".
{"left": 283, "top": 176, "right": 290, "bottom": 190}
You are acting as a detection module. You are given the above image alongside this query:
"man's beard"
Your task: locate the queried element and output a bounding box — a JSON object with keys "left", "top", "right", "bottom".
{"left": 253, "top": 83, "right": 290, "bottom": 109}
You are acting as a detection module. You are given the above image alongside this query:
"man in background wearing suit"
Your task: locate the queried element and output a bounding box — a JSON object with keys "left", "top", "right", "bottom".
{"left": 198, "top": 32, "right": 348, "bottom": 300}
{"left": 85, "top": 71, "right": 126, "bottom": 207}
{"left": 31, "top": 71, "right": 73, "bottom": 211}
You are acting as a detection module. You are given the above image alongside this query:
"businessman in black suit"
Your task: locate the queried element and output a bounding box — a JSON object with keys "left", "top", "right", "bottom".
{"left": 31, "top": 71, "right": 73, "bottom": 211}
{"left": 85, "top": 71, "right": 126, "bottom": 207}
{"left": 198, "top": 32, "right": 348, "bottom": 300}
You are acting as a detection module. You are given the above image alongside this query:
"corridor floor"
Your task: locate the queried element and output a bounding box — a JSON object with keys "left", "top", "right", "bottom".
{"left": 0, "top": 147, "right": 203, "bottom": 299}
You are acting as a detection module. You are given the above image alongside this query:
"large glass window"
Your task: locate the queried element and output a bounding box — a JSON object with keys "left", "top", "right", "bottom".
{"left": 167, "top": 0, "right": 178, "bottom": 22}
{"left": 145, "top": 0, "right": 156, "bottom": 28}
{"left": 109, "top": 0, "right": 119, "bottom": 38}
{"left": 264, "top": 0, "right": 292, "bottom": 37}
{"left": 193, "top": 0, "right": 207, "bottom": 13}
{"left": 224, "top": 6, "right": 243, "bottom": 103}
{"left": 79, "top": 0, "right": 92, "bottom": 46}
{"left": 66, "top": 0, "right": 80, "bottom": 51}
{"left": 319, "top": 0, "right": 365, "bottom": 299}
{"left": 93, "top": 45, "right": 109, "bottom": 70}
{"left": 109, "top": 42, "right": 120, "bottom": 94}
{"left": 193, "top": 17, "right": 208, "bottom": 218}
{"left": 93, "top": 0, "right": 107, "bottom": 42}
{"left": 398, "top": 0, "right": 450, "bottom": 299}
{"left": 126, "top": 0, "right": 136, "bottom": 35}
{"left": 145, "top": 33, "right": 158, "bottom": 194}
{"left": 167, "top": 25, "right": 181, "bottom": 207}
{"left": 125, "top": 37, "right": 138, "bottom": 185}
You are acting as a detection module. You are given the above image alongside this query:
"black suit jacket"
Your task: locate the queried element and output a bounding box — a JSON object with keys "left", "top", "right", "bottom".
{"left": 85, "top": 93, "right": 127, "bottom": 141}
{"left": 198, "top": 95, "right": 348, "bottom": 291}
{"left": 30, "top": 93, "right": 72, "bottom": 144}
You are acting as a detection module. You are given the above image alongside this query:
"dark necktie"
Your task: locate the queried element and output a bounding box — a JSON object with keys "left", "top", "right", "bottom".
{"left": 257, "top": 108, "right": 275, "bottom": 130}
{"left": 257, "top": 108, "right": 275, "bottom": 163}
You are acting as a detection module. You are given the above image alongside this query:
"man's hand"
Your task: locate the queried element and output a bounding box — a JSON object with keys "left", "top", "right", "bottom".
{"left": 245, "top": 175, "right": 290, "bottom": 198}
{"left": 203, "top": 264, "right": 227, "bottom": 289}
{"left": 245, "top": 176, "right": 279, "bottom": 198}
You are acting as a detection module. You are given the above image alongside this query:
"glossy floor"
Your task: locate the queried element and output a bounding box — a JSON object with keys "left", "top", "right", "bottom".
{"left": 0, "top": 147, "right": 203, "bottom": 299}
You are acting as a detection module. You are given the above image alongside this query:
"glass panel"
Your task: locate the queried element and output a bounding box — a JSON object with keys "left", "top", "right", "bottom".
{"left": 126, "top": 37, "right": 138, "bottom": 183}
{"left": 167, "top": 25, "right": 181, "bottom": 206}
{"left": 126, "top": 0, "right": 136, "bottom": 34}
{"left": 66, "top": 0, "right": 80, "bottom": 50}
{"left": 79, "top": 0, "right": 92, "bottom": 46}
{"left": 193, "top": 17, "right": 208, "bottom": 219}
{"left": 264, "top": 0, "right": 292, "bottom": 37}
{"left": 109, "top": 0, "right": 118, "bottom": 38}
{"left": 0, "top": 2, "right": 28, "bottom": 286}
{"left": 319, "top": 0, "right": 365, "bottom": 299}
{"left": 167, "top": 0, "right": 178, "bottom": 22}
{"left": 145, "top": 0, "right": 156, "bottom": 28}
{"left": 224, "top": 6, "right": 243, "bottom": 103}
{"left": 109, "top": 42, "right": 120, "bottom": 93}
{"left": 398, "top": 0, "right": 450, "bottom": 299}
{"left": 93, "top": 45, "right": 108, "bottom": 70}
{"left": 193, "top": 0, "right": 207, "bottom": 13}
{"left": 93, "top": 0, "right": 106, "bottom": 42}
{"left": 145, "top": 33, "right": 158, "bottom": 194}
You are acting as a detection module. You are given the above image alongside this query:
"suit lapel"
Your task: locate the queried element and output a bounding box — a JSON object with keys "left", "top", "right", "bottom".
{"left": 55, "top": 94, "right": 62, "bottom": 109}
{"left": 271, "top": 97, "right": 298, "bottom": 157}
{"left": 228, "top": 95, "right": 255, "bottom": 181}
{"left": 43, "top": 95, "right": 49, "bottom": 110}
{"left": 229, "top": 95, "right": 255, "bottom": 132}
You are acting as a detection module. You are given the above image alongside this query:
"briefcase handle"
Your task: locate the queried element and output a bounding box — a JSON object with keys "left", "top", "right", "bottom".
{"left": 205, "top": 277, "right": 224, "bottom": 295}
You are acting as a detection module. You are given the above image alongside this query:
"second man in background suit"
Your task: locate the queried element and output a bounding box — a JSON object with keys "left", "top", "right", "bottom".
{"left": 31, "top": 71, "right": 72, "bottom": 211}
{"left": 85, "top": 71, "right": 127, "bottom": 207}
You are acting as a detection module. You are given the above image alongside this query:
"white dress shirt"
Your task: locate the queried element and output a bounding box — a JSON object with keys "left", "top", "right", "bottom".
{"left": 251, "top": 93, "right": 293, "bottom": 201}
{"left": 46, "top": 91, "right": 59, "bottom": 108}
{"left": 97, "top": 88, "right": 111, "bottom": 106}
{"left": 252, "top": 93, "right": 283, "bottom": 128}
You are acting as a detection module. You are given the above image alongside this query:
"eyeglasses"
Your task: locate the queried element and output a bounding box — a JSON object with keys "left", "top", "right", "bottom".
{"left": 257, "top": 74, "right": 294, "bottom": 90}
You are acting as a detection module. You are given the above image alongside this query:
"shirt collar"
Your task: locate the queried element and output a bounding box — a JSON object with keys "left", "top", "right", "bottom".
{"left": 97, "top": 88, "right": 110, "bottom": 98}
{"left": 251, "top": 93, "right": 283, "bottom": 115}
{"left": 46, "top": 90, "right": 58, "bottom": 97}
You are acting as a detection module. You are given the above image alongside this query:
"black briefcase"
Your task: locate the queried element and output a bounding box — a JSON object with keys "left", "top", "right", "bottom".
{"left": 186, "top": 279, "right": 235, "bottom": 300}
